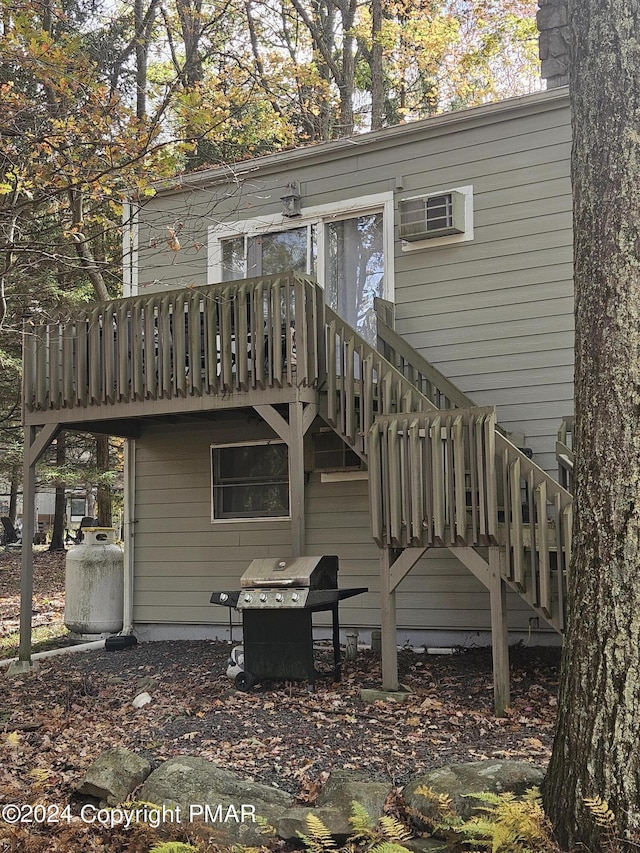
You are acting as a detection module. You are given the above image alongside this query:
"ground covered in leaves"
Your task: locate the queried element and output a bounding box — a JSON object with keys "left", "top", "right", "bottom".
{"left": 0, "top": 550, "right": 561, "bottom": 851}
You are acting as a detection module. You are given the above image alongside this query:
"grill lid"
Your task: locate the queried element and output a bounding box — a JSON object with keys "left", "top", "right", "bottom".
{"left": 240, "top": 555, "right": 338, "bottom": 589}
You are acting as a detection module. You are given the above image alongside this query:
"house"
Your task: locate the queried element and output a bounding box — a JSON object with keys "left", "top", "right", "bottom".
{"left": 18, "top": 83, "right": 574, "bottom": 712}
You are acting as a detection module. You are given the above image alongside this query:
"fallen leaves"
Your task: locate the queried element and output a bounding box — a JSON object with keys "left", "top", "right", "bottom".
{"left": 0, "top": 549, "right": 562, "bottom": 851}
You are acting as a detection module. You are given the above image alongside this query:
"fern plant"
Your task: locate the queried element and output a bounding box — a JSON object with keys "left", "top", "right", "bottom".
{"left": 148, "top": 843, "right": 200, "bottom": 853}
{"left": 456, "top": 788, "right": 559, "bottom": 853}
{"left": 298, "top": 812, "right": 338, "bottom": 853}
{"left": 410, "top": 784, "right": 461, "bottom": 834}
{"left": 348, "top": 801, "right": 377, "bottom": 838}
{"left": 584, "top": 795, "right": 621, "bottom": 853}
{"left": 348, "top": 803, "right": 412, "bottom": 846}
{"left": 298, "top": 802, "right": 415, "bottom": 853}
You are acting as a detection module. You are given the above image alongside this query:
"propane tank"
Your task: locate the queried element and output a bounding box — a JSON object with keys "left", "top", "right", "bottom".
{"left": 64, "top": 528, "right": 124, "bottom": 639}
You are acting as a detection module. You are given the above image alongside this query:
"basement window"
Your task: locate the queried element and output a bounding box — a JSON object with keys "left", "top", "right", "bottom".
{"left": 211, "top": 441, "right": 290, "bottom": 520}
{"left": 312, "top": 431, "right": 362, "bottom": 472}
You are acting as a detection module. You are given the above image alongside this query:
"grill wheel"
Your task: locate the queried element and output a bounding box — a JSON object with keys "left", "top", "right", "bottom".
{"left": 235, "top": 671, "right": 255, "bottom": 691}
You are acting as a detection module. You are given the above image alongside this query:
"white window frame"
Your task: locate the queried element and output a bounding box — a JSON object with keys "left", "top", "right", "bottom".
{"left": 400, "top": 185, "right": 474, "bottom": 252}
{"left": 207, "top": 191, "right": 395, "bottom": 304}
{"left": 210, "top": 439, "right": 291, "bottom": 523}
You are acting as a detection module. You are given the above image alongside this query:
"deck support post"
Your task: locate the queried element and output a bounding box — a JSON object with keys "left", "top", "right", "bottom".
{"left": 255, "top": 400, "right": 316, "bottom": 558}
{"left": 379, "top": 546, "right": 428, "bottom": 691}
{"left": 448, "top": 545, "right": 511, "bottom": 716}
{"left": 288, "top": 400, "right": 306, "bottom": 558}
{"left": 380, "top": 547, "right": 398, "bottom": 690}
{"left": 8, "top": 423, "right": 60, "bottom": 677}
{"left": 489, "top": 546, "right": 510, "bottom": 715}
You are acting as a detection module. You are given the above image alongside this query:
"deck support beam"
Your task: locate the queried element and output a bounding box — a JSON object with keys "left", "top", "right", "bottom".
{"left": 8, "top": 423, "right": 60, "bottom": 677}
{"left": 380, "top": 546, "right": 428, "bottom": 691}
{"left": 254, "top": 401, "right": 318, "bottom": 559}
{"left": 449, "top": 546, "right": 511, "bottom": 716}
{"left": 288, "top": 401, "right": 306, "bottom": 558}
{"left": 380, "top": 548, "right": 398, "bottom": 690}
{"left": 489, "top": 546, "right": 510, "bottom": 715}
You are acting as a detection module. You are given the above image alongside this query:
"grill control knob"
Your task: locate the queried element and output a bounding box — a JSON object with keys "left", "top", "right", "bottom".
{"left": 291, "top": 592, "right": 300, "bottom": 602}
{"left": 244, "top": 594, "right": 252, "bottom": 603}
{"left": 275, "top": 593, "right": 284, "bottom": 603}
{"left": 259, "top": 593, "right": 267, "bottom": 602}
{"left": 219, "top": 593, "right": 228, "bottom": 603}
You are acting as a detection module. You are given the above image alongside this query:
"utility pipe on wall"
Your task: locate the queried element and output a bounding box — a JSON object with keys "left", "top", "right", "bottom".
{"left": 121, "top": 439, "right": 136, "bottom": 635}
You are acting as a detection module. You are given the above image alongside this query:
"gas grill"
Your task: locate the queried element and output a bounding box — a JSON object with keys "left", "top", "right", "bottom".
{"left": 210, "top": 556, "right": 366, "bottom": 690}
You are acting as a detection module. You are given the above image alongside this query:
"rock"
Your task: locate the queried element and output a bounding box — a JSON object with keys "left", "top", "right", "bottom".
{"left": 132, "top": 691, "right": 152, "bottom": 708}
{"left": 317, "top": 769, "right": 391, "bottom": 814}
{"left": 404, "top": 838, "right": 446, "bottom": 853}
{"left": 360, "top": 686, "right": 412, "bottom": 704}
{"left": 403, "top": 760, "right": 545, "bottom": 822}
{"left": 139, "top": 756, "right": 293, "bottom": 846}
{"left": 277, "top": 805, "right": 349, "bottom": 840}
{"left": 277, "top": 770, "right": 392, "bottom": 839}
{"left": 76, "top": 747, "right": 152, "bottom": 805}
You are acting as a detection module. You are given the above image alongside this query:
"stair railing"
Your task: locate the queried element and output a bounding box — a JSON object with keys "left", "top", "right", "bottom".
{"left": 374, "top": 298, "right": 475, "bottom": 410}
{"left": 556, "top": 415, "right": 575, "bottom": 493}
{"left": 495, "top": 432, "right": 572, "bottom": 631}
{"left": 323, "top": 305, "right": 438, "bottom": 460}
{"left": 368, "top": 410, "right": 572, "bottom": 631}
{"left": 368, "top": 407, "right": 499, "bottom": 549}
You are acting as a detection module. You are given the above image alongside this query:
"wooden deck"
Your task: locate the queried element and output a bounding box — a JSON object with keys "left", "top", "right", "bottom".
{"left": 20, "top": 272, "right": 573, "bottom": 712}
{"left": 23, "top": 273, "right": 325, "bottom": 426}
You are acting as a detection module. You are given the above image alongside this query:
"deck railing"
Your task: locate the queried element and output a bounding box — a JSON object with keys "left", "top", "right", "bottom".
{"left": 368, "top": 407, "right": 499, "bottom": 549}
{"left": 23, "top": 273, "right": 325, "bottom": 414}
{"left": 324, "top": 306, "right": 437, "bottom": 460}
{"left": 496, "top": 432, "right": 572, "bottom": 630}
{"left": 368, "top": 409, "right": 572, "bottom": 631}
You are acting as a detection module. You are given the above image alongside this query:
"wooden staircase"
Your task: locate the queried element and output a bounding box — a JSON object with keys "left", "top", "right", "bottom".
{"left": 22, "top": 271, "right": 572, "bottom": 710}
{"left": 318, "top": 294, "right": 573, "bottom": 712}
{"left": 319, "top": 302, "right": 572, "bottom": 633}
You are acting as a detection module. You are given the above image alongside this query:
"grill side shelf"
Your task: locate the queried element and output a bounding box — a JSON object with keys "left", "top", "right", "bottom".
{"left": 306, "top": 587, "right": 368, "bottom": 610}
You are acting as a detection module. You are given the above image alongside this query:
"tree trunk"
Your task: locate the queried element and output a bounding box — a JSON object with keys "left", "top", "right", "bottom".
{"left": 543, "top": 1, "right": 640, "bottom": 849}
{"left": 135, "top": 0, "right": 148, "bottom": 119}
{"left": 369, "top": 0, "right": 384, "bottom": 130}
{"left": 8, "top": 464, "right": 19, "bottom": 525}
{"left": 96, "top": 435, "right": 111, "bottom": 527}
{"left": 49, "top": 432, "right": 66, "bottom": 551}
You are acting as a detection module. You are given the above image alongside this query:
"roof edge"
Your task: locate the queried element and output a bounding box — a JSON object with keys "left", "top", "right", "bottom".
{"left": 152, "top": 87, "right": 570, "bottom": 197}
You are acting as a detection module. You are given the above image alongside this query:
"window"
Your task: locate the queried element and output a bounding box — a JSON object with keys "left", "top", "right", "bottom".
{"left": 210, "top": 192, "right": 394, "bottom": 346}
{"left": 211, "top": 442, "right": 289, "bottom": 520}
{"left": 221, "top": 226, "right": 316, "bottom": 281}
{"left": 325, "top": 212, "right": 384, "bottom": 343}
{"left": 70, "top": 497, "right": 87, "bottom": 520}
{"left": 313, "top": 431, "right": 362, "bottom": 472}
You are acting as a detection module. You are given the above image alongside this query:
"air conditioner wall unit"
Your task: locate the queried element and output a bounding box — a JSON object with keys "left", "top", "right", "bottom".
{"left": 399, "top": 191, "right": 466, "bottom": 241}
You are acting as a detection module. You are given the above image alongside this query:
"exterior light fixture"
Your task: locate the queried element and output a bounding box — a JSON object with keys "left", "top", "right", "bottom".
{"left": 281, "top": 181, "right": 302, "bottom": 217}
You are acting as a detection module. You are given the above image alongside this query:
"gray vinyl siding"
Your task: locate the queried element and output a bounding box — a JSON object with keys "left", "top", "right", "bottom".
{"left": 133, "top": 419, "right": 292, "bottom": 626}
{"left": 136, "top": 89, "right": 573, "bottom": 473}
{"left": 131, "top": 89, "right": 573, "bottom": 633}
{"left": 390, "top": 98, "right": 573, "bottom": 468}
{"left": 133, "top": 421, "right": 541, "bottom": 634}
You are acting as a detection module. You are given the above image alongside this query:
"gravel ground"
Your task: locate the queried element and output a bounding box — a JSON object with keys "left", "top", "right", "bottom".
{"left": 2, "top": 638, "right": 560, "bottom": 802}
{"left": 0, "top": 549, "right": 560, "bottom": 804}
